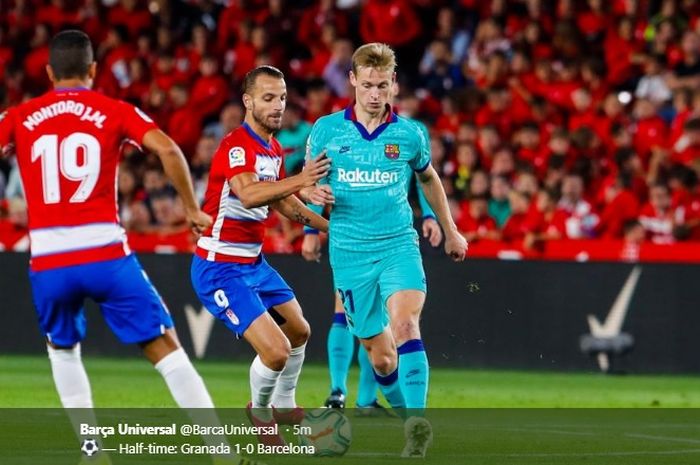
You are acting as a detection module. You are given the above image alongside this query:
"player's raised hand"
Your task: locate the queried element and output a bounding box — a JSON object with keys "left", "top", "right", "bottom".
{"left": 187, "top": 209, "right": 213, "bottom": 235}
{"left": 301, "top": 151, "right": 331, "bottom": 187}
{"left": 306, "top": 185, "right": 335, "bottom": 206}
{"left": 444, "top": 231, "right": 468, "bottom": 262}
{"left": 301, "top": 234, "right": 322, "bottom": 262}
{"left": 422, "top": 218, "right": 443, "bottom": 247}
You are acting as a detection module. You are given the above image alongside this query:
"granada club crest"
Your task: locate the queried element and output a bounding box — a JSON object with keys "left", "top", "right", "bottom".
{"left": 384, "top": 144, "right": 400, "bottom": 159}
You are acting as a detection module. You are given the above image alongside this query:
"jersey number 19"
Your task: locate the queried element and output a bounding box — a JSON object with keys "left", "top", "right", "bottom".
{"left": 31, "top": 132, "right": 101, "bottom": 204}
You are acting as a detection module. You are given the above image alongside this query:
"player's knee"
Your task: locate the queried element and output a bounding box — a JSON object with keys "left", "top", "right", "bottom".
{"left": 262, "top": 340, "right": 291, "bottom": 371}
{"left": 372, "top": 354, "right": 397, "bottom": 375}
{"left": 291, "top": 319, "right": 311, "bottom": 347}
{"left": 391, "top": 319, "right": 420, "bottom": 344}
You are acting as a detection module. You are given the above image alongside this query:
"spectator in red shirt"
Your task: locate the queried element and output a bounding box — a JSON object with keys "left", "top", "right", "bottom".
{"left": 514, "top": 122, "right": 542, "bottom": 167}
{"left": 580, "top": 56, "right": 609, "bottom": 107}
{"left": 476, "top": 125, "right": 501, "bottom": 170}
{"left": 639, "top": 182, "right": 677, "bottom": 244}
{"left": 604, "top": 16, "right": 644, "bottom": 86}
{"left": 501, "top": 190, "right": 532, "bottom": 243}
{"left": 96, "top": 25, "right": 135, "bottom": 94}
{"left": 475, "top": 86, "right": 514, "bottom": 138}
{"left": 0, "top": 27, "right": 13, "bottom": 83}
{"left": 458, "top": 194, "right": 501, "bottom": 242}
{"left": 216, "top": 0, "right": 257, "bottom": 52}
{"left": 5, "top": 0, "right": 35, "bottom": 39}
{"left": 36, "top": 0, "right": 80, "bottom": 34}
{"left": 434, "top": 94, "right": 465, "bottom": 141}
{"left": 475, "top": 50, "right": 509, "bottom": 88}
{"left": 616, "top": 147, "right": 649, "bottom": 201}
{"left": 559, "top": 172, "right": 599, "bottom": 239}
{"left": 189, "top": 56, "right": 229, "bottom": 122}
{"left": 166, "top": 84, "right": 202, "bottom": 158}
{"left": 669, "top": 87, "right": 693, "bottom": 147}
{"left": 536, "top": 128, "right": 573, "bottom": 180}
{"left": 122, "top": 57, "right": 151, "bottom": 105}
{"left": 0, "top": 198, "right": 28, "bottom": 252}
{"left": 524, "top": 188, "right": 568, "bottom": 250}
{"left": 577, "top": 0, "right": 609, "bottom": 43}
{"left": 620, "top": 218, "right": 645, "bottom": 261}
{"left": 490, "top": 146, "right": 516, "bottom": 178}
{"left": 672, "top": 117, "right": 700, "bottom": 165}
{"left": 675, "top": 178, "right": 700, "bottom": 241}
{"left": 596, "top": 173, "right": 640, "bottom": 238}
{"left": 568, "top": 88, "right": 597, "bottom": 133}
{"left": 107, "top": 0, "right": 152, "bottom": 40}
{"left": 360, "top": 0, "right": 422, "bottom": 48}
{"left": 633, "top": 97, "right": 668, "bottom": 163}
{"left": 152, "top": 52, "right": 179, "bottom": 93}
{"left": 297, "top": 0, "right": 349, "bottom": 50}
{"left": 596, "top": 93, "right": 628, "bottom": 151}
{"left": 228, "top": 20, "right": 257, "bottom": 82}
{"left": 607, "top": 121, "right": 635, "bottom": 167}
{"left": 23, "top": 23, "right": 51, "bottom": 91}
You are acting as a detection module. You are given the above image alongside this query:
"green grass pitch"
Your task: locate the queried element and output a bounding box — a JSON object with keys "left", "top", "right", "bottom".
{"left": 2, "top": 355, "right": 700, "bottom": 465}
{"left": 3, "top": 355, "right": 700, "bottom": 408}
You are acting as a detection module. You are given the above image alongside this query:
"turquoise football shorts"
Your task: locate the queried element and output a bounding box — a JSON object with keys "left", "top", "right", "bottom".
{"left": 332, "top": 246, "right": 427, "bottom": 338}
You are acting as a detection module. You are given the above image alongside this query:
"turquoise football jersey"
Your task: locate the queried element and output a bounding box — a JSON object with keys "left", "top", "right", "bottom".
{"left": 307, "top": 106, "right": 431, "bottom": 268}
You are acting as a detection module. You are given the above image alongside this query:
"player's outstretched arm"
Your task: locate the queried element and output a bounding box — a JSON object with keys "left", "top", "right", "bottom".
{"left": 417, "top": 165, "right": 468, "bottom": 261}
{"left": 142, "top": 129, "right": 212, "bottom": 233}
{"left": 230, "top": 152, "right": 330, "bottom": 209}
{"left": 271, "top": 195, "right": 329, "bottom": 232}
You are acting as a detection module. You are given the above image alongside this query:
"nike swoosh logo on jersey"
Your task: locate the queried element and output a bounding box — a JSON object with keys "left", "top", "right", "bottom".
{"left": 339, "top": 146, "right": 351, "bottom": 153}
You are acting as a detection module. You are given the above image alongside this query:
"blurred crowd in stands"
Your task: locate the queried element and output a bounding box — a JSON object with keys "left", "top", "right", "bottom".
{"left": 3, "top": 0, "right": 700, "bottom": 258}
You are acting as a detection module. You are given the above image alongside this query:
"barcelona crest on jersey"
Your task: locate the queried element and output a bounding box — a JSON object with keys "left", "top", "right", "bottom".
{"left": 384, "top": 143, "right": 400, "bottom": 159}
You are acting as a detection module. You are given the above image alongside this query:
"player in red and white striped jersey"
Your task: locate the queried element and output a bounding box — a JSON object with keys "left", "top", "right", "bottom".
{"left": 191, "top": 66, "right": 332, "bottom": 443}
{"left": 195, "top": 122, "right": 288, "bottom": 263}
{"left": 0, "top": 30, "right": 255, "bottom": 464}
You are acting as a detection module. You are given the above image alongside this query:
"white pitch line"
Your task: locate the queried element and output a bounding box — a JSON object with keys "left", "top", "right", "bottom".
{"left": 357, "top": 422, "right": 402, "bottom": 428}
{"left": 348, "top": 449, "right": 700, "bottom": 458}
{"left": 501, "top": 427, "right": 597, "bottom": 436}
{"left": 453, "top": 423, "right": 700, "bottom": 430}
{"left": 625, "top": 433, "right": 700, "bottom": 445}
{"left": 471, "top": 448, "right": 700, "bottom": 458}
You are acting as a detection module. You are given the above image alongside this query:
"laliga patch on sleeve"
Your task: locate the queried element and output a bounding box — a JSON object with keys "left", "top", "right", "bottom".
{"left": 228, "top": 146, "right": 246, "bottom": 168}
{"left": 134, "top": 107, "right": 154, "bottom": 123}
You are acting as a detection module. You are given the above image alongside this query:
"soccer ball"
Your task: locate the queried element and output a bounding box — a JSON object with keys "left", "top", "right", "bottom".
{"left": 81, "top": 438, "right": 99, "bottom": 457}
{"left": 298, "top": 408, "right": 352, "bottom": 457}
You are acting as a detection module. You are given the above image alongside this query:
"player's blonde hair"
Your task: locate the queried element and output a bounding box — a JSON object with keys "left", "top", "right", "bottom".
{"left": 351, "top": 43, "right": 396, "bottom": 75}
